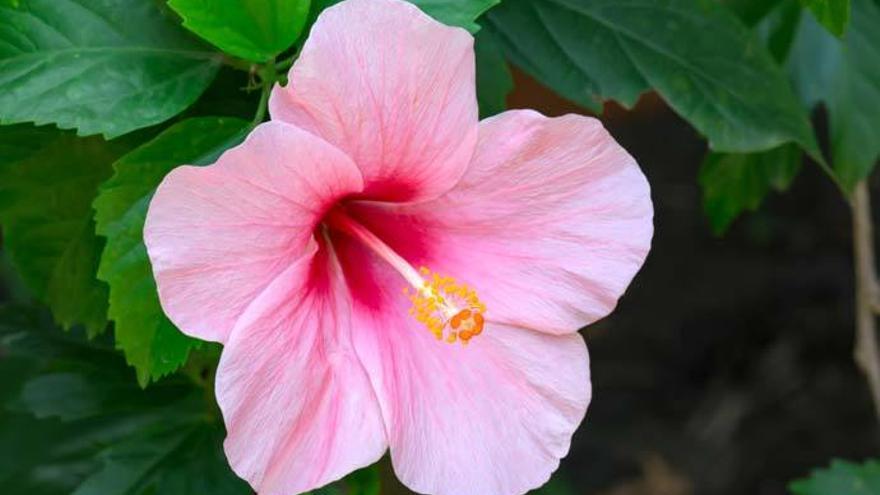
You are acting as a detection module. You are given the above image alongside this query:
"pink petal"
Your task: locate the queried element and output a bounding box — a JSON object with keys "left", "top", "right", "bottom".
{"left": 144, "top": 121, "right": 364, "bottom": 343}
{"left": 347, "top": 109, "right": 653, "bottom": 335}
{"left": 269, "top": 0, "right": 478, "bottom": 202}
{"left": 217, "top": 241, "right": 387, "bottom": 495}
{"left": 334, "top": 241, "right": 590, "bottom": 495}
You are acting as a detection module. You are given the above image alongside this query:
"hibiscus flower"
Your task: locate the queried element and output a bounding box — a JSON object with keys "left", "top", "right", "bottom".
{"left": 143, "top": 0, "right": 653, "bottom": 493}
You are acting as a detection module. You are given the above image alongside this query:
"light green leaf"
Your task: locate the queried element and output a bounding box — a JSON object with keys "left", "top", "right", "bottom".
{"left": 802, "top": 0, "right": 850, "bottom": 37}
{"left": 485, "top": 0, "right": 820, "bottom": 157}
{"left": 0, "top": 125, "right": 135, "bottom": 336}
{"left": 699, "top": 144, "right": 802, "bottom": 234}
{"left": 93, "top": 117, "right": 250, "bottom": 386}
{"left": 310, "top": 0, "right": 498, "bottom": 31}
{"left": 0, "top": 0, "right": 221, "bottom": 138}
{"left": 789, "top": 459, "right": 880, "bottom": 495}
{"left": 475, "top": 28, "right": 513, "bottom": 118}
{"left": 168, "top": 0, "right": 311, "bottom": 62}
{"left": 787, "top": 0, "right": 880, "bottom": 192}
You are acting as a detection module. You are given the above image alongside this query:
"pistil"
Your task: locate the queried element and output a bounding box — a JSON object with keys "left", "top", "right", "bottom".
{"left": 326, "top": 207, "right": 485, "bottom": 344}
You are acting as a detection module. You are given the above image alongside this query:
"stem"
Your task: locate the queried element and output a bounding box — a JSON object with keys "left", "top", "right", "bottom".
{"left": 851, "top": 180, "right": 880, "bottom": 419}
{"left": 252, "top": 84, "right": 270, "bottom": 126}
{"left": 275, "top": 51, "right": 300, "bottom": 72}
{"left": 251, "top": 61, "right": 276, "bottom": 126}
{"left": 221, "top": 55, "right": 255, "bottom": 72}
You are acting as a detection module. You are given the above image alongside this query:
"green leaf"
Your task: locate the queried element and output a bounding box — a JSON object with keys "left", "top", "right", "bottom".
{"left": 168, "top": 0, "right": 311, "bottom": 62}
{"left": 699, "top": 144, "right": 802, "bottom": 234}
{"left": 802, "top": 0, "right": 850, "bottom": 37}
{"left": 789, "top": 459, "right": 880, "bottom": 495}
{"left": 485, "top": 0, "right": 820, "bottom": 157}
{"left": 475, "top": 27, "right": 513, "bottom": 118}
{"left": 0, "top": 126, "right": 136, "bottom": 336}
{"left": 0, "top": 411, "right": 100, "bottom": 495}
{"left": 310, "top": 0, "right": 498, "bottom": 31}
{"left": 755, "top": 0, "right": 803, "bottom": 63}
{"left": 0, "top": 306, "right": 139, "bottom": 494}
{"left": 412, "top": 0, "right": 500, "bottom": 32}
{"left": 93, "top": 117, "right": 250, "bottom": 386}
{"left": 724, "top": 0, "right": 785, "bottom": 26}
{"left": 0, "top": 304, "right": 250, "bottom": 495}
{"left": 72, "top": 421, "right": 247, "bottom": 495}
{"left": 0, "top": 0, "right": 221, "bottom": 138}
{"left": 787, "top": 0, "right": 880, "bottom": 192}
{"left": 0, "top": 305, "right": 376, "bottom": 495}
{"left": 307, "top": 465, "right": 380, "bottom": 495}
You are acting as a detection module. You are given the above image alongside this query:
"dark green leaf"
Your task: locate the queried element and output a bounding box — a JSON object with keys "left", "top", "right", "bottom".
{"left": 168, "top": 0, "right": 311, "bottom": 62}
{"left": 310, "top": 0, "right": 498, "bottom": 31}
{"left": 411, "top": 0, "right": 500, "bottom": 31}
{"left": 0, "top": 126, "right": 136, "bottom": 336}
{"left": 0, "top": 308, "right": 87, "bottom": 495}
{"left": 0, "top": 304, "right": 249, "bottom": 495}
{"left": 475, "top": 28, "right": 513, "bottom": 118}
{"left": 724, "top": 0, "right": 784, "bottom": 26}
{"left": 802, "top": 0, "right": 850, "bottom": 37}
{"left": 0, "top": 0, "right": 220, "bottom": 138}
{"left": 307, "top": 465, "right": 380, "bottom": 495}
{"left": 533, "top": 477, "right": 575, "bottom": 495}
{"left": 72, "top": 421, "right": 248, "bottom": 495}
{"left": 0, "top": 305, "right": 383, "bottom": 495}
{"left": 93, "top": 117, "right": 250, "bottom": 386}
{"left": 0, "top": 412, "right": 100, "bottom": 495}
{"left": 755, "top": 0, "right": 803, "bottom": 62}
{"left": 699, "top": 144, "right": 802, "bottom": 234}
{"left": 789, "top": 458, "right": 880, "bottom": 495}
{"left": 485, "top": 0, "right": 820, "bottom": 157}
{"left": 787, "top": 0, "right": 880, "bottom": 192}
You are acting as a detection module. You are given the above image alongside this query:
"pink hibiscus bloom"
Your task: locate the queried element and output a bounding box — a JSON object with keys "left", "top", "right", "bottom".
{"left": 143, "top": 0, "right": 653, "bottom": 493}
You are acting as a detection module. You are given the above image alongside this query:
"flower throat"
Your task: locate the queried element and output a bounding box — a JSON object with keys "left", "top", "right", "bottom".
{"left": 326, "top": 208, "right": 485, "bottom": 345}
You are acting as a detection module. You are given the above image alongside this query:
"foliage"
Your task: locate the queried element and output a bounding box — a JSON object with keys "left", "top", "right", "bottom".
{"left": 789, "top": 459, "right": 880, "bottom": 495}
{"left": 700, "top": 145, "right": 801, "bottom": 234}
{"left": 474, "top": 28, "right": 513, "bottom": 118}
{"left": 93, "top": 118, "right": 250, "bottom": 386}
{"left": 409, "top": 0, "right": 500, "bottom": 32}
{"left": 788, "top": 0, "right": 880, "bottom": 193}
{"left": 0, "top": 126, "right": 137, "bottom": 335}
{"left": 802, "top": 0, "right": 850, "bottom": 37}
{"left": 0, "top": 305, "right": 248, "bottom": 495}
{"left": 311, "top": 0, "right": 498, "bottom": 31}
{"left": 169, "top": 0, "right": 312, "bottom": 62}
{"left": 703, "top": 0, "right": 879, "bottom": 231}
{"left": 0, "top": 0, "right": 220, "bottom": 138}
{"left": 484, "top": 0, "right": 819, "bottom": 157}
{"left": 0, "top": 305, "right": 382, "bottom": 495}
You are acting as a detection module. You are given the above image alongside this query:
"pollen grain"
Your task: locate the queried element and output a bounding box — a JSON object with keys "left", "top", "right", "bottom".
{"left": 406, "top": 267, "right": 486, "bottom": 345}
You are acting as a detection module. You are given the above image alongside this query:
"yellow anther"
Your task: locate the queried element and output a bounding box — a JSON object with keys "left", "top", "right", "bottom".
{"left": 405, "top": 267, "right": 486, "bottom": 346}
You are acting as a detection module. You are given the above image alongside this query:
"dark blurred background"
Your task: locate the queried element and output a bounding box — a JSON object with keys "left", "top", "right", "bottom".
{"left": 379, "top": 69, "right": 879, "bottom": 495}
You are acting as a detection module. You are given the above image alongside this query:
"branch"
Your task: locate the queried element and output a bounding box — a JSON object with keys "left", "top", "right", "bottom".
{"left": 851, "top": 181, "right": 880, "bottom": 420}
